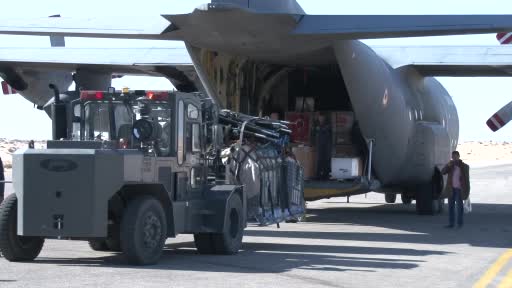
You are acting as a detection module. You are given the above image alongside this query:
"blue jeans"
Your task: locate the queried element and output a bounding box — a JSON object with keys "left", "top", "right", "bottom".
{"left": 449, "top": 188, "right": 464, "bottom": 226}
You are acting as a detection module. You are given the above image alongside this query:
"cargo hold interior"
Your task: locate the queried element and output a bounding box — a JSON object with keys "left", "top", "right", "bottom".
{"left": 256, "top": 64, "right": 369, "bottom": 194}
{"left": 200, "top": 50, "right": 371, "bottom": 199}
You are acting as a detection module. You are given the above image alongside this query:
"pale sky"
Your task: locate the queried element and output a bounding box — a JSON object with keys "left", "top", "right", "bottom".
{"left": 1, "top": 0, "right": 512, "bottom": 141}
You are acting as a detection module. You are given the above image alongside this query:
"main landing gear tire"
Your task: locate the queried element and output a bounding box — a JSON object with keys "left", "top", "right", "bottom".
{"left": 416, "top": 171, "right": 444, "bottom": 215}
{"left": 0, "top": 194, "right": 44, "bottom": 262}
{"left": 194, "top": 193, "right": 244, "bottom": 255}
{"left": 120, "top": 196, "right": 167, "bottom": 265}
{"left": 401, "top": 194, "right": 413, "bottom": 205}
{"left": 385, "top": 193, "right": 397, "bottom": 204}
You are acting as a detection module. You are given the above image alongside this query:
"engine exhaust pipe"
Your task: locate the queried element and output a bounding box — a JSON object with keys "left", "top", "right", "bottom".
{"left": 49, "top": 84, "right": 67, "bottom": 140}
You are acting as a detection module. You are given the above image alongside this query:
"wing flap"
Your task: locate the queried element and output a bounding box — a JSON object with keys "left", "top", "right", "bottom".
{"left": 295, "top": 15, "right": 512, "bottom": 39}
{"left": 0, "top": 16, "right": 176, "bottom": 40}
{"left": 374, "top": 45, "right": 512, "bottom": 76}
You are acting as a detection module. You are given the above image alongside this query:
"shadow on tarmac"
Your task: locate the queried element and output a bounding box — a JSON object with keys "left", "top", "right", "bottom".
{"left": 30, "top": 203, "right": 461, "bottom": 274}
{"left": 33, "top": 238, "right": 434, "bottom": 274}
{"left": 249, "top": 202, "right": 512, "bottom": 249}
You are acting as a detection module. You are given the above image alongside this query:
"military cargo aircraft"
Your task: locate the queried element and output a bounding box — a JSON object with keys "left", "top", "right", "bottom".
{"left": 2, "top": 0, "right": 512, "bottom": 214}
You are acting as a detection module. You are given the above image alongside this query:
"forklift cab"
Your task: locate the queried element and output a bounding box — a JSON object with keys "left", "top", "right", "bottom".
{"left": 71, "top": 90, "right": 174, "bottom": 155}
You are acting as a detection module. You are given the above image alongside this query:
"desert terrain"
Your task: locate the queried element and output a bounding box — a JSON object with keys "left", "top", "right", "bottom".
{"left": 1, "top": 139, "right": 509, "bottom": 170}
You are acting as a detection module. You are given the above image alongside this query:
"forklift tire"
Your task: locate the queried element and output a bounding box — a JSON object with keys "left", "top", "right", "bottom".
{"left": 385, "top": 193, "right": 397, "bottom": 204}
{"left": 120, "top": 196, "right": 167, "bottom": 265}
{"left": 0, "top": 194, "right": 44, "bottom": 262}
{"left": 194, "top": 193, "right": 244, "bottom": 255}
{"left": 193, "top": 233, "right": 215, "bottom": 254}
{"left": 106, "top": 224, "right": 122, "bottom": 252}
{"left": 213, "top": 193, "right": 244, "bottom": 255}
{"left": 88, "top": 240, "right": 110, "bottom": 252}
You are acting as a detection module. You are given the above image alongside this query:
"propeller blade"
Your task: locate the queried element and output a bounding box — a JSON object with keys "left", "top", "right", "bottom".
{"left": 487, "top": 100, "right": 512, "bottom": 132}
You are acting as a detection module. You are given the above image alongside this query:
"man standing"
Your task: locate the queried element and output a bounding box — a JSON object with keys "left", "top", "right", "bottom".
{"left": 312, "top": 113, "right": 332, "bottom": 180}
{"left": 441, "top": 151, "right": 470, "bottom": 228}
{"left": 0, "top": 156, "right": 4, "bottom": 204}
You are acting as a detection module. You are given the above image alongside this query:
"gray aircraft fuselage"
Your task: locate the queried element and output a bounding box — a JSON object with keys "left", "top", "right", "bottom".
{"left": 178, "top": 0, "right": 458, "bottom": 190}
{"left": 1, "top": 0, "right": 459, "bottom": 193}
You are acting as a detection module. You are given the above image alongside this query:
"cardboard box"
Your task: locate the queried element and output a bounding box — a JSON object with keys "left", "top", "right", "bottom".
{"left": 334, "top": 145, "right": 358, "bottom": 157}
{"left": 330, "top": 112, "right": 354, "bottom": 145}
{"left": 286, "top": 112, "right": 312, "bottom": 144}
{"left": 331, "top": 111, "right": 354, "bottom": 133}
{"left": 292, "top": 146, "right": 316, "bottom": 180}
{"left": 331, "top": 157, "right": 362, "bottom": 180}
{"left": 334, "top": 132, "right": 352, "bottom": 145}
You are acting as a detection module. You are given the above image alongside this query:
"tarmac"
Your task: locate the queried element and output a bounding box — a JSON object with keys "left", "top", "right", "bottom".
{"left": 0, "top": 164, "right": 511, "bottom": 288}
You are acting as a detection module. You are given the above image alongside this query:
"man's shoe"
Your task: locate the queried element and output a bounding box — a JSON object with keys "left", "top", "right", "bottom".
{"left": 444, "top": 225, "right": 454, "bottom": 229}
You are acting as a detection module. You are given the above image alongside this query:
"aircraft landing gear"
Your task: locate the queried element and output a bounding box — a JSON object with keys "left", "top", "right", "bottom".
{"left": 415, "top": 169, "right": 444, "bottom": 215}
{"left": 401, "top": 194, "right": 413, "bottom": 205}
{"left": 385, "top": 193, "right": 397, "bottom": 204}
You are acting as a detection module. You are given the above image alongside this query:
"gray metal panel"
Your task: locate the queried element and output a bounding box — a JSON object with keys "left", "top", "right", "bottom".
{"left": 123, "top": 153, "right": 143, "bottom": 182}
{"left": 16, "top": 149, "right": 123, "bottom": 238}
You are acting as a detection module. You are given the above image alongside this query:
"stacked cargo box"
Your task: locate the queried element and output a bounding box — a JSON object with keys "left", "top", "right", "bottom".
{"left": 285, "top": 111, "right": 363, "bottom": 181}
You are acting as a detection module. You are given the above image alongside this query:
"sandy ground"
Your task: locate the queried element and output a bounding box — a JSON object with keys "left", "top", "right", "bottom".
{"left": 457, "top": 141, "right": 512, "bottom": 166}
{"left": 0, "top": 139, "right": 510, "bottom": 170}
{"left": 0, "top": 139, "right": 46, "bottom": 169}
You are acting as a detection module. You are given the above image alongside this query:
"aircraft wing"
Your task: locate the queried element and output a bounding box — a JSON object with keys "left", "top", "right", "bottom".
{"left": 0, "top": 47, "right": 198, "bottom": 92}
{"left": 1, "top": 11, "right": 512, "bottom": 42}
{"left": 373, "top": 45, "right": 512, "bottom": 77}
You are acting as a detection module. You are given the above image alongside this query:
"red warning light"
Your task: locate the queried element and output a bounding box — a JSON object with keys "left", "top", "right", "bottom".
{"left": 146, "top": 91, "right": 168, "bottom": 101}
{"left": 80, "top": 91, "right": 104, "bottom": 101}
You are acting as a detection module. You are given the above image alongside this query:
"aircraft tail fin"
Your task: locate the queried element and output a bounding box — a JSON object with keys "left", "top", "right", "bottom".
{"left": 487, "top": 101, "right": 512, "bottom": 132}
{"left": 1, "top": 81, "right": 17, "bottom": 95}
{"left": 497, "top": 32, "right": 512, "bottom": 44}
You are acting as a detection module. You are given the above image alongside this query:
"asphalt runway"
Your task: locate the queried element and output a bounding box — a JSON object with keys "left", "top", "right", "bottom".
{"left": 1, "top": 165, "right": 511, "bottom": 287}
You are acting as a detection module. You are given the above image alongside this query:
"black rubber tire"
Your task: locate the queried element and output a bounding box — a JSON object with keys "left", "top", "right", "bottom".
{"left": 0, "top": 194, "right": 44, "bottom": 261}
{"left": 194, "top": 194, "right": 244, "bottom": 255}
{"left": 213, "top": 193, "right": 244, "bottom": 255}
{"left": 193, "top": 233, "right": 215, "bottom": 255}
{"left": 385, "top": 193, "right": 397, "bottom": 204}
{"left": 416, "top": 182, "right": 435, "bottom": 215}
{"left": 88, "top": 240, "right": 110, "bottom": 251}
{"left": 120, "top": 196, "right": 167, "bottom": 265}
{"left": 106, "top": 223, "right": 122, "bottom": 252}
{"left": 401, "top": 194, "right": 413, "bottom": 205}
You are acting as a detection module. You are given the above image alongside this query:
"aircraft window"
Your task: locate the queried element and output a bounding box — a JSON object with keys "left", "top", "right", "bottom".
{"left": 187, "top": 104, "right": 199, "bottom": 119}
{"left": 409, "top": 110, "right": 412, "bottom": 121}
{"left": 72, "top": 104, "right": 81, "bottom": 140}
{"left": 419, "top": 110, "right": 423, "bottom": 120}
{"left": 178, "top": 100, "right": 185, "bottom": 165}
{"left": 414, "top": 110, "right": 418, "bottom": 120}
{"left": 190, "top": 167, "right": 202, "bottom": 189}
{"left": 84, "top": 103, "right": 110, "bottom": 141}
{"left": 192, "top": 123, "right": 201, "bottom": 153}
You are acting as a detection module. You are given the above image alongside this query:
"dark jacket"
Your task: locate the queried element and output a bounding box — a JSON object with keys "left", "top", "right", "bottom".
{"left": 441, "top": 160, "right": 470, "bottom": 200}
{"left": 0, "top": 156, "right": 4, "bottom": 201}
